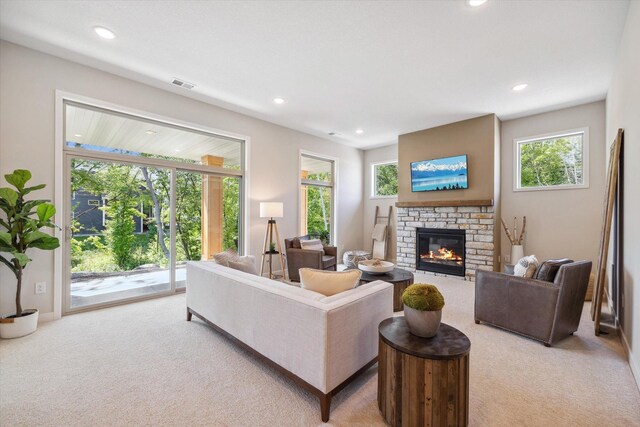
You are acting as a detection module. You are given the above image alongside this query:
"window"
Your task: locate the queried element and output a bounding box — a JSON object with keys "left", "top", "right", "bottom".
{"left": 514, "top": 128, "right": 589, "bottom": 191}
{"left": 63, "top": 99, "right": 245, "bottom": 312}
{"left": 372, "top": 161, "right": 398, "bottom": 197}
{"left": 300, "top": 153, "right": 335, "bottom": 244}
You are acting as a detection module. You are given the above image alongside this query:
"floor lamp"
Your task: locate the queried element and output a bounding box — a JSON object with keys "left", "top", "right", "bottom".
{"left": 260, "top": 202, "right": 286, "bottom": 280}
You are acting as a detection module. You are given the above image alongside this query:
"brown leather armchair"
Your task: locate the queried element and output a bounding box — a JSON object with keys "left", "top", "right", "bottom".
{"left": 475, "top": 260, "right": 592, "bottom": 346}
{"left": 284, "top": 236, "right": 337, "bottom": 282}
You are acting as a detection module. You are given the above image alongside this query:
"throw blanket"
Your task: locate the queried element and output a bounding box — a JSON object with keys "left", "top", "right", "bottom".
{"left": 372, "top": 223, "right": 387, "bottom": 241}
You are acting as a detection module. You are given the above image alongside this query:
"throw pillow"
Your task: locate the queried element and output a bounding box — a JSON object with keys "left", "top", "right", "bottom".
{"left": 212, "top": 248, "right": 239, "bottom": 266}
{"left": 513, "top": 255, "right": 539, "bottom": 278}
{"left": 228, "top": 257, "right": 258, "bottom": 276}
{"left": 535, "top": 258, "right": 573, "bottom": 282}
{"left": 300, "top": 238, "right": 325, "bottom": 254}
{"left": 299, "top": 268, "right": 362, "bottom": 296}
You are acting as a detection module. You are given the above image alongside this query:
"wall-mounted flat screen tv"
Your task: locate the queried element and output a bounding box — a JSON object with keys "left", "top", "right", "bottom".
{"left": 411, "top": 154, "right": 468, "bottom": 192}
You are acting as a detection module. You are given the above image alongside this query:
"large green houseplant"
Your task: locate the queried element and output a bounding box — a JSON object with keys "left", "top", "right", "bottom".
{"left": 0, "top": 170, "right": 59, "bottom": 338}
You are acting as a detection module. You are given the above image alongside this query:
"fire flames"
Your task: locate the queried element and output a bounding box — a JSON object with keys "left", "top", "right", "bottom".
{"left": 421, "top": 247, "right": 463, "bottom": 265}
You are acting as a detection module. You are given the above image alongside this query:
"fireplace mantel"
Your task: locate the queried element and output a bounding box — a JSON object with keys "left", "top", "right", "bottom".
{"left": 396, "top": 199, "right": 493, "bottom": 208}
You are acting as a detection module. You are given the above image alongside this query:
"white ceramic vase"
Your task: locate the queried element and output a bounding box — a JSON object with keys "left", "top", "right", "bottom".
{"left": 511, "top": 245, "right": 524, "bottom": 264}
{"left": 0, "top": 309, "right": 39, "bottom": 339}
{"left": 404, "top": 305, "right": 442, "bottom": 338}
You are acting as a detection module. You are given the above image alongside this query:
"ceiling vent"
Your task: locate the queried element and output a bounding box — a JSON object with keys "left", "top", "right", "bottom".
{"left": 328, "top": 132, "right": 343, "bottom": 137}
{"left": 171, "top": 78, "right": 196, "bottom": 90}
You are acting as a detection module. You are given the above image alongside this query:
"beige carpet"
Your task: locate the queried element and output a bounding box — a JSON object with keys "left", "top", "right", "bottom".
{"left": 1, "top": 273, "right": 639, "bottom": 426}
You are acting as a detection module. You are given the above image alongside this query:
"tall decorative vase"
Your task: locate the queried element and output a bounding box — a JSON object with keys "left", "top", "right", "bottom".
{"left": 511, "top": 245, "right": 524, "bottom": 264}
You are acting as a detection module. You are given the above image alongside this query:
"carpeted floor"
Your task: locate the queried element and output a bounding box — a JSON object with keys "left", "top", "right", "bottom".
{"left": 1, "top": 273, "right": 639, "bottom": 426}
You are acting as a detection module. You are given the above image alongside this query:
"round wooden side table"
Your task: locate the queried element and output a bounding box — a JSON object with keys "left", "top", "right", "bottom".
{"left": 348, "top": 266, "right": 414, "bottom": 312}
{"left": 378, "top": 317, "right": 471, "bottom": 427}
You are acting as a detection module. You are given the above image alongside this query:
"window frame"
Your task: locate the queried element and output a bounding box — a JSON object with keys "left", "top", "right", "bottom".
{"left": 55, "top": 91, "right": 250, "bottom": 318}
{"left": 299, "top": 151, "right": 337, "bottom": 245}
{"left": 370, "top": 159, "right": 398, "bottom": 199}
{"left": 513, "top": 127, "right": 589, "bottom": 192}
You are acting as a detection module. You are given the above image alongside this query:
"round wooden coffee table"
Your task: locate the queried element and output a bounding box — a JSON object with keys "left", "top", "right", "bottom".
{"left": 348, "top": 266, "right": 414, "bottom": 312}
{"left": 378, "top": 317, "right": 471, "bottom": 427}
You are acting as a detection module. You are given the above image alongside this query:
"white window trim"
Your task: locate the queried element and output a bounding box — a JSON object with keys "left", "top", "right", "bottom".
{"left": 370, "top": 159, "right": 398, "bottom": 199}
{"left": 298, "top": 150, "right": 338, "bottom": 247}
{"left": 513, "top": 127, "right": 589, "bottom": 192}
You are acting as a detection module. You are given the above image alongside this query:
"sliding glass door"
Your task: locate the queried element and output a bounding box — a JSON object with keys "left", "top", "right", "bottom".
{"left": 69, "top": 158, "right": 173, "bottom": 309}
{"left": 63, "top": 100, "right": 244, "bottom": 313}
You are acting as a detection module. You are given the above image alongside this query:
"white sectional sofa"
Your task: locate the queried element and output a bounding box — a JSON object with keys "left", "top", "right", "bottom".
{"left": 186, "top": 261, "right": 394, "bottom": 422}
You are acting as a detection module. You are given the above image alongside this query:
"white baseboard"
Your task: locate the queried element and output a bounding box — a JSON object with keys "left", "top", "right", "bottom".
{"left": 618, "top": 324, "right": 640, "bottom": 392}
{"left": 38, "top": 312, "right": 56, "bottom": 323}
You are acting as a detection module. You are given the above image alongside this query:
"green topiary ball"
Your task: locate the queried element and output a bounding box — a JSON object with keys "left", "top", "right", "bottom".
{"left": 402, "top": 284, "right": 445, "bottom": 311}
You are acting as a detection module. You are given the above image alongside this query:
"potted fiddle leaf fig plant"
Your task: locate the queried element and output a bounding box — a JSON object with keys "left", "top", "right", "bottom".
{"left": 402, "top": 284, "right": 445, "bottom": 338}
{"left": 0, "top": 169, "right": 60, "bottom": 339}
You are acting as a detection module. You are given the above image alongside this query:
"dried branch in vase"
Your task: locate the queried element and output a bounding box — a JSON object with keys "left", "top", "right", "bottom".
{"left": 501, "top": 216, "right": 527, "bottom": 246}
{"left": 501, "top": 218, "right": 516, "bottom": 245}
{"left": 518, "top": 216, "right": 527, "bottom": 245}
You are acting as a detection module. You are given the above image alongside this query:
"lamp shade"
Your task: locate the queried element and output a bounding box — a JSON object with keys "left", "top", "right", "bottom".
{"left": 260, "top": 202, "right": 283, "bottom": 218}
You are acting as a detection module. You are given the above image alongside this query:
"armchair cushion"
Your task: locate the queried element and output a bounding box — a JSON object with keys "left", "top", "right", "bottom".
{"left": 535, "top": 258, "right": 573, "bottom": 282}
{"left": 322, "top": 255, "right": 337, "bottom": 269}
{"left": 300, "top": 238, "right": 325, "bottom": 254}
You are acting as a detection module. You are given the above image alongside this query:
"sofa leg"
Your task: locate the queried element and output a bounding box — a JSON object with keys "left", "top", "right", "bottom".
{"left": 474, "top": 320, "right": 480, "bottom": 324}
{"left": 544, "top": 343, "right": 551, "bottom": 347}
{"left": 187, "top": 309, "right": 192, "bottom": 322}
{"left": 320, "top": 393, "right": 331, "bottom": 422}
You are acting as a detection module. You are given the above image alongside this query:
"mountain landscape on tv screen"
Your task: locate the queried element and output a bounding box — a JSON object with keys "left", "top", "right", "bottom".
{"left": 411, "top": 155, "right": 468, "bottom": 192}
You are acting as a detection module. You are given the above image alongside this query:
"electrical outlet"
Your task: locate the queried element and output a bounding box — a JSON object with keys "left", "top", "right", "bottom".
{"left": 35, "top": 282, "right": 46, "bottom": 294}
{"left": 503, "top": 254, "right": 510, "bottom": 263}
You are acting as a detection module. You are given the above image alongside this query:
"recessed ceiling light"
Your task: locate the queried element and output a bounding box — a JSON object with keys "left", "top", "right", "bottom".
{"left": 273, "top": 98, "right": 285, "bottom": 105}
{"left": 467, "top": 0, "right": 487, "bottom": 6}
{"left": 94, "top": 26, "right": 116, "bottom": 40}
{"left": 512, "top": 83, "right": 528, "bottom": 91}
{"left": 355, "top": 129, "right": 364, "bottom": 134}
{"left": 145, "top": 130, "right": 157, "bottom": 135}
{"left": 74, "top": 134, "right": 83, "bottom": 138}
{"left": 174, "top": 149, "right": 181, "bottom": 152}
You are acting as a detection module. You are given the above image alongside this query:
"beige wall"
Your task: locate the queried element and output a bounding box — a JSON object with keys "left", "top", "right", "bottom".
{"left": 363, "top": 144, "right": 398, "bottom": 262}
{"left": 0, "top": 41, "right": 364, "bottom": 317}
{"left": 500, "top": 101, "right": 606, "bottom": 265}
{"left": 606, "top": 1, "right": 640, "bottom": 387}
{"left": 398, "top": 114, "right": 498, "bottom": 203}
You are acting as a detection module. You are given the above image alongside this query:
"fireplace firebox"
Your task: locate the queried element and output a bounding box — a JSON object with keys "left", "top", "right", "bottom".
{"left": 416, "top": 228, "right": 465, "bottom": 276}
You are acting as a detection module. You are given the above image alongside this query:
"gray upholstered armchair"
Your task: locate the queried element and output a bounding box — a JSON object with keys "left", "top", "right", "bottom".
{"left": 284, "top": 236, "right": 337, "bottom": 282}
{"left": 475, "top": 260, "right": 592, "bottom": 346}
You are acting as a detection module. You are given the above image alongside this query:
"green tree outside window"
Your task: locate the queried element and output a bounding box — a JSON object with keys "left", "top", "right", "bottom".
{"left": 374, "top": 163, "right": 398, "bottom": 196}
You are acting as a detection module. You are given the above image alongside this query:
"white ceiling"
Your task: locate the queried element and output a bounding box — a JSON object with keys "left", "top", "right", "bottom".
{"left": 0, "top": 1, "right": 630, "bottom": 149}
{"left": 65, "top": 103, "right": 243, "bottom": 167}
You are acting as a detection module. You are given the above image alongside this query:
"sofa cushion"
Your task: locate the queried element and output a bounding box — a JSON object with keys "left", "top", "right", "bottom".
{"left": 299, "top": 268, "right": 362, "bottom": 296}
{"left": 213, "top": 248, "right": 239, "bottom": 266}
{"left": 513, "top": 255, "right": 539, "bottom": 278}
{"left": 228, "top": 257, "right": 258, "bottom": 276}
{"left": 535, "top": 258, "right": 573, "bottom": 282}
{"left": 300, "top": 238, "right": 324, "bottom": 254}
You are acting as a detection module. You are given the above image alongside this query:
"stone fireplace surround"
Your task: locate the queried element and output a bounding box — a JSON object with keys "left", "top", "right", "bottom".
{"left": 396, "top": 205, "right": 495, "bottom": 280}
